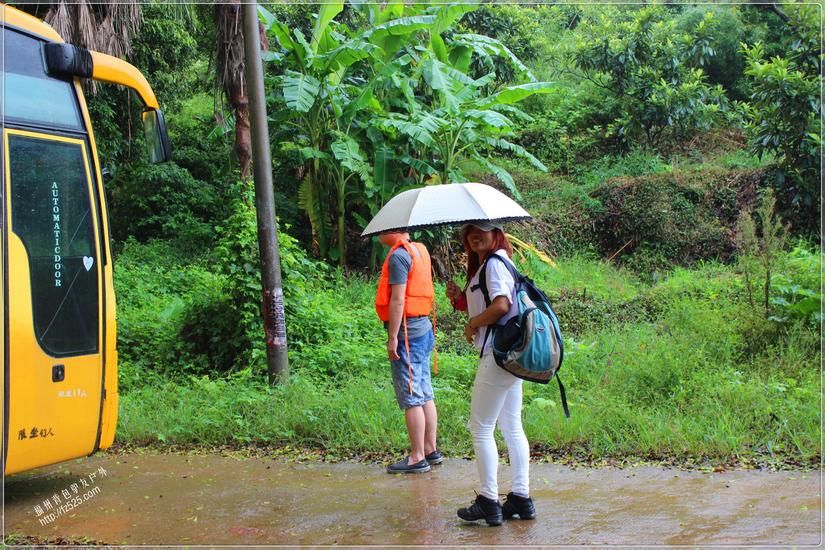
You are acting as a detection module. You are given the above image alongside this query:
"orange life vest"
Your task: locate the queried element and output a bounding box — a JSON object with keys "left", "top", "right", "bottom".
{"left": 375, "top": 240, "right": 434, "bottom": 322}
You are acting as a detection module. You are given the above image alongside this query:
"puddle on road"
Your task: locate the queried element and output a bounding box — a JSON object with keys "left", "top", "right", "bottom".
{"left": 5, "top": 452, "right": 821, "bottom": 546}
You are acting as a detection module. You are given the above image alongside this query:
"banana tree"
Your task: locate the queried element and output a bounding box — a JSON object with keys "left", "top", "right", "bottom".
{"left": 371, "top": 35, "right": 556, "bottom": 197}
{"left": 261, "top": 1, "right": 375, "bottom": 263}
{"left": 262, "top": 1, "right": 461, "bottom": 264}
{"left": 263, "top": 1, "right": 552, "bottom": 264}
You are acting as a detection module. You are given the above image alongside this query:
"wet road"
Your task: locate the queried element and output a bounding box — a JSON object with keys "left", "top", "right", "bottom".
{"left": 5, "top": 452, "right": 821, "bottom": 546}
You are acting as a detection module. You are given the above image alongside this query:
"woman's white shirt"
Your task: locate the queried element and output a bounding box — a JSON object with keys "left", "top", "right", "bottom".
{"left": 466, "top": 250, "right": 519, "bottom": 354}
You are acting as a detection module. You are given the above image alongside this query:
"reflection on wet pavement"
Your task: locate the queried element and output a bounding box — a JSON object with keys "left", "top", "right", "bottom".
{"left": 5, "top": 452, "right": 821, "bottom": 546}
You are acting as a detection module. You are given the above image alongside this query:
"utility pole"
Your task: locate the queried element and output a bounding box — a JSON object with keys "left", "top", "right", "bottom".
{"left": 242, "top": 1, "right": 288, "bottom": 384}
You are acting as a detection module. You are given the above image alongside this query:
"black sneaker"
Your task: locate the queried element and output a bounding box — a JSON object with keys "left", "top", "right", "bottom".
{"left": 425, "top": 450, "right": 443, "bottom": 465}
{"left": 502, "top": 492, "right": 536, "bottom": 520}
{"left": 386, "top": 457, "right": 430, "bottom": 474}
{"left": 457, "top": 493, "right": 503, "bottom": 526}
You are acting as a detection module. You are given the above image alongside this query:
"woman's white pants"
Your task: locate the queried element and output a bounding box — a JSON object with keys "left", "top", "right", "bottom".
{"left": 469, "top": 353, "right": 530, "bottom": 500}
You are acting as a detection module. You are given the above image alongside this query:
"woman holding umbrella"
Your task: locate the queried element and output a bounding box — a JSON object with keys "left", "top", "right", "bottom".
{"left": 446, "top": 222, "right": 536, "bottom": 526}
{"left": 361, "top": 183, "right": 536, "bottom": 523}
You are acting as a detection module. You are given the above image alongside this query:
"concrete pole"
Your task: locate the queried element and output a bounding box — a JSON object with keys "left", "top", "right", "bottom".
{"left": 242, "top": 1, "right": 288, "bottom": 384}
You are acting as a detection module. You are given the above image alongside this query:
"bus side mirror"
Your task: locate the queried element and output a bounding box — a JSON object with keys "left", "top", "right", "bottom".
{"left": 142, "top": 109, "right": 172, "bottom": 163}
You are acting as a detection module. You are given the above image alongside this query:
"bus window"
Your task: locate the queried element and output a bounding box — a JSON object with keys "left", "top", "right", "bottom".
{"left": 8, "top": 133, "right": 99, "bottom": 356}
{"left": 0, "top": 29, "right": 83, "bottom": 130}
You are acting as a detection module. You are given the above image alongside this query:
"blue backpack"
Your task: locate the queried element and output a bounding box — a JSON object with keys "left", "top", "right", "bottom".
{"left": 476, "top": 253, "right": 569, "bottom": 418}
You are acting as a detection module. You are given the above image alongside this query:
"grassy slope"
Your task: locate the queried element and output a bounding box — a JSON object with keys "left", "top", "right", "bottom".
{"left": 116, "top": 247, "right": 820, "bottom": 468}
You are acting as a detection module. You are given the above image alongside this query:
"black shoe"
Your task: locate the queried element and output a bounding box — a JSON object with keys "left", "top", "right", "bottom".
{"left": 425, "top": 450, "right": 443, "bottom": 465}
{"left": 386, "top": 457, "right": 430, "bottom": 474}
{"left": 457, "top": 493, "right": 503, "bottom": 526}
{"left": 502, "top": 492, "right": 536, "bottom": 520}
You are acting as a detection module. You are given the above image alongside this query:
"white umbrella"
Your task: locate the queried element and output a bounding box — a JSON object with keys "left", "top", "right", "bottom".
{"left": 361, "top": 182, "right": 531, "bottom": 237}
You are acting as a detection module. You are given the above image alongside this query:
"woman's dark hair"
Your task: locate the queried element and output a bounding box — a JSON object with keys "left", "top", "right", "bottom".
{"left": 460, "top": 226, "right": 513, "bottom": 283}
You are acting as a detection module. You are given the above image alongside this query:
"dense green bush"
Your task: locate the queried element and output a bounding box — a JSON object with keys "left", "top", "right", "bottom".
{"left": 675, "top": 6, "right": 750, "bottom": 99}
{"left": 180, "top": 183, "right": 337, "bottom": 374}
{"left": 107, "top": 161, "right": 220, "bottom": 251}
{"left": 515, "top": 84, "right": 609, "bottom": 171}
{"left": 114, "top": 239, "right": 223, "bottom": 384}
{"left": 587, "top": 168, "right": 764, "bottom": 271}
{"left": 459, "top": 4, "right": 562, "bottom": 83}
{"left": 114, "top": 188, "right": 338, "bottom": 377}
{"left": 166, "top": 93, "right": 234, "bottom": 185}
{"left": 770, "top": 245, "right": 822, "bottom": 328}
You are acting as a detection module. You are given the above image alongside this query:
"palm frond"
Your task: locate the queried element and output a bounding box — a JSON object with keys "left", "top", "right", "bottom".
{"left": 215, "top": 0, "right": 246, "bottom": 102}
{"left": 475, "top": 156, "right": 522, "bottom": 201}
{"left": 507, "top": 233, "right": 557, "bottom": 268}
{"left": 484, "top": 137, "right": 547, "bottom": 171}
{"left": 453, "top": 33, "right": 535, "bottom": 81}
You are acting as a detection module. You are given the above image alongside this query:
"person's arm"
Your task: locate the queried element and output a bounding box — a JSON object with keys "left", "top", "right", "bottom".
{"left": 387, "top": 283, "right": 406, "bottom": 360}
{"left": 446, "top": 280, "right": 468, "bottom": 311}
{"left": 464, "top": 296, "right": 509, "bottom": 343}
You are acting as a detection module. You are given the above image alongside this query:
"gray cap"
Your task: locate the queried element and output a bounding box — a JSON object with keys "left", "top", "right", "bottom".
{"left": 463, "top": 220, "right": 504, "bottom": 232}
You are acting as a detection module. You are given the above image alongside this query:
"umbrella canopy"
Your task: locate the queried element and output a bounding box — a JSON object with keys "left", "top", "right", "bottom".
{"left": 361, "top": 182, "right": 531, "bottom": 237}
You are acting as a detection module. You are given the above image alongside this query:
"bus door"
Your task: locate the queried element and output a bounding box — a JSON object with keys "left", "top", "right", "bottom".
{"left": 4, "top": 129, "right": 105, "bottom": 475}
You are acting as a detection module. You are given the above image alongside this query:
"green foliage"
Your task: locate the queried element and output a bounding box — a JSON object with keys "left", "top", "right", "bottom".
{"left": 166, "top": 92, "right": 234, "bottom": 185}
{"left": 675, "top": 6, "right": 750, "bottom": 99}
{"left": 107, "top": 161, "right": 220, "bottom": 252}
{"left": 571, "top": 6, "right": 732, "bottom": 149}
{"left": 574, "top": 149, "right": 672, "bottom": 189}
{"left": 190, "top": 183, "right": 334, "bottom": 373}
{"left": 114, "top": 191, "right": 333, "bottom": 377}
{"left": 114, "top": 239, "right": 223, "bottom": 382}
{"left": 740, "top": 4, "right": 821, "bottom": 223}
{"left": 770, "top": 245, "right": 823, "bottom": 328}
{"left": 264, "top": 2, "right": 549, "bottom": 264}
{"left": 734, "top": 192, "right": 820, "bottom": 353}
{"left": 735, "top": 188, "right": 789, "bottom": 319}
{"left": 86, "top": 3, "right": 205, "bottom": 169}
{"left": 130, "top": 4, "right": 200, "bottom": 113}
{"left": 459, "top": 5, "right": 560, "bottom": 83}
{"left": 588, "top": 167, "right": 764, "bottom": 271}
{"left": 460, "top": 5, "right": 545, "bottom": 63}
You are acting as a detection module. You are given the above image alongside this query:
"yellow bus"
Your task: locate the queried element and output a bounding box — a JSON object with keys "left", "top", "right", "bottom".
{"left": 1, "top": 4, "right": 170, "bottom": 475}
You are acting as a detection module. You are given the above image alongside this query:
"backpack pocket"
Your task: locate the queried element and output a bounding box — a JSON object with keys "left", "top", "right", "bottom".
{"left": 492, "top": 291, "right": 561, "bottom": 383}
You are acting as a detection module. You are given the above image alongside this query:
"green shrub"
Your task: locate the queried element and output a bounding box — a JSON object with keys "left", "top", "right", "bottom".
{"left": 740, "top": 5, "right": 821, "bottom": 228}
{"left": 108, "top": 161, "right": 220, "bottom": 251}
{"left": 572, "top": 5, "right": 732, "bottom": 150}
{"left": 588, "top": 168, "right": 764, "bottom": 271}
{"left": 114, "top": 239, "right": 224, "bottom": 380}
{"left": 180, "top": 183, "right": 335, "bottom": 374}
{"left": 770, "top": 244, "right": 823, "bottom": 328}
{"left": 675, "top": 6, "right": 750, "bottom": 99}
{"left": 167, "top": 93, "right": 234, "bottom": 185}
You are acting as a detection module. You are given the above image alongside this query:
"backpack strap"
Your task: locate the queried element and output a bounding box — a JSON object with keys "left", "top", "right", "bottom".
{"left": 556, "top": 375, "right": 570, "bottom": 418}
{"left": 485, "top": 252, "right": 521, "bottom": 283}
{"left": 472, "top": 253, "right": 518, "bottom": 358}
{"left": 473, "top": 253, "right": 513, "bottom": 305}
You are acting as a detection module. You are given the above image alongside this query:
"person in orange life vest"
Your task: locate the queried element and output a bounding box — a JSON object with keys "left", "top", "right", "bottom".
{"left": 375, "top": 231, "right": 441, "bottom": 474}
